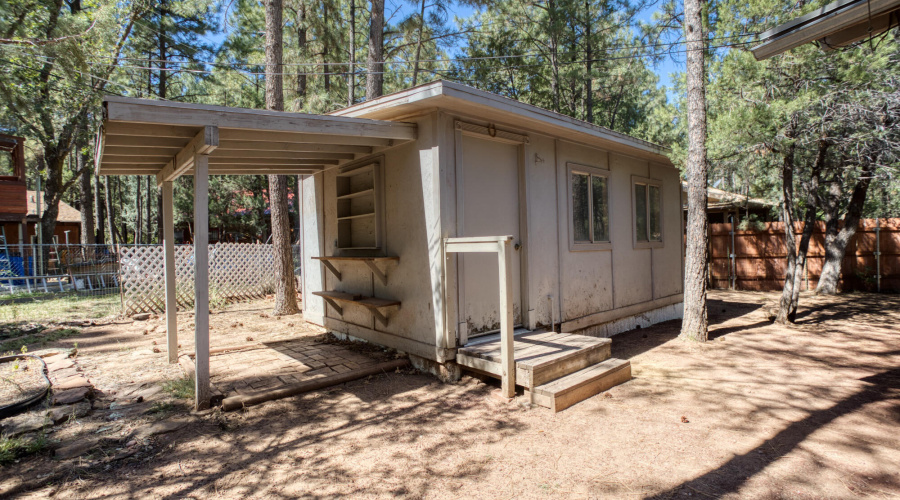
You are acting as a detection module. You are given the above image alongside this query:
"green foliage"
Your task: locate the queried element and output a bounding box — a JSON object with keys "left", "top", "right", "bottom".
{"left": 0, "top": 326, "right": 80, "bottom": 354}
{"left": 162, "top": 375, "right": 195, "bottom": 400}
{"left": 0, "top": 431, "right": 48, "bottom": 465}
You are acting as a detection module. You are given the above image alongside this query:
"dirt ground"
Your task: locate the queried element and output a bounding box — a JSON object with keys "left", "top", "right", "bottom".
{"left": 1, "top": 290, "right": 899, "bottom": 499}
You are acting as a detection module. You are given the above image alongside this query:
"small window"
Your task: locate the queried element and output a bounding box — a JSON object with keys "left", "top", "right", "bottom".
{"left": 0, "top": 152, "right": 14, "bottom": 177}
{"left": 569, "top": 163, "right": 610, "bottom": 250}
{"left": 633, "top": 178, "right": 662, "bottom": 246}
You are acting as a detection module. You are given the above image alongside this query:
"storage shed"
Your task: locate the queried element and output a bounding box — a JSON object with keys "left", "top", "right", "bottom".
{"left": 301, "top": 81, "right": 684, "bottom": 407}
{"left": 96, "top": 80, "right": 684, "bottom": 411}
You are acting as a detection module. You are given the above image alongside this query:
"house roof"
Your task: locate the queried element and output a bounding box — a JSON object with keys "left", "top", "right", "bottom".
{"left": 96, "top": 96, "right": 417, "bottom": 180}
{"left": 331, "top": 80, "right": 673, "bottom": 165}
{"left": 751, "top": 0, "right": 900, "bottom": 59}
{"left": 27, "top": 191, "right": 82, "bottom": 223}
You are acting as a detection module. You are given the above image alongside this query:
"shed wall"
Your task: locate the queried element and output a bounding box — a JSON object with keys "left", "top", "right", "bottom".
{"left": 302, "top": 114, "right": 449, "bottom": 361}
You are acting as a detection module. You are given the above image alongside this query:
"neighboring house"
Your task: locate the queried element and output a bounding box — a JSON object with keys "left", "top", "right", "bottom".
{"left": 1, "top": 134, "right": 83, "bottom": 247}
{"left": 751, "top": 0, "right": 900, "bottom": 59}
{"left": 0, "top": 191, "right": 82, "bottom": 247}
{"left": 96, "top": 80, "right": 684, "bottom": 410}
{"left": 681, "top": 182, "right": 775, "bottom": 224}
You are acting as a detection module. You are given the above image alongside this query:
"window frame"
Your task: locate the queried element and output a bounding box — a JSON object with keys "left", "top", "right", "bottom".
{"left": 632, "top": 175, "right": 664, "bottom": 249}
{"left": 567, "top": 162, "right": 612, "bottom": 252}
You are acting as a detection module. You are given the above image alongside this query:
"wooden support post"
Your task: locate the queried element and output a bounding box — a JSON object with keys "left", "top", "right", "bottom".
{"left": 498, "top": 238, "right": 515, "bottom": 399}
{"left": 162, "top": 181, "right": 178, "bottom": 364}
{"left": 193, "top": 154, "right": 211, "bottom": 410}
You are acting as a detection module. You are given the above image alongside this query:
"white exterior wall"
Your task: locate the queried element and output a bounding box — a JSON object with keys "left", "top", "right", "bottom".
{"left": 302, "top": 113, "right": 452, "bottom": 362}
{"left": 303, "top": 109, "right": 683, "bottom": 364}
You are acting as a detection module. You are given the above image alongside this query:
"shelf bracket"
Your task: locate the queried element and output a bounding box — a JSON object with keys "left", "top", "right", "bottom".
{"left": 320, "top": 259, "right": 342, "bottom": 281}
{"left": 371, "top": 307, "right": 389, "bottom": 327}
{"left": 364, "top": 260, "right": 388, "bottom": 286}
{"left": 322, "top": 297, "right": 343, "bottom": 317}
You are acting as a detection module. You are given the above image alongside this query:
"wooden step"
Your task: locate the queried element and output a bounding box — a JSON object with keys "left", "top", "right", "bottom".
{"left": 456, "top": 332, "right": 612, "bottom": 389}
{"left": 525, "top": 358, "right": 632, "bottom": 412}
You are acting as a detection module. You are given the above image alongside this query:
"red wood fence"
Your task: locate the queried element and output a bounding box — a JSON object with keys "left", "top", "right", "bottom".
{"left": 709, "top": 218, "right": 900, "bottom": 292}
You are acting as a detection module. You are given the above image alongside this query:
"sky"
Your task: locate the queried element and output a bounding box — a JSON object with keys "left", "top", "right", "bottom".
{"left": 210, "top": 1, "right": 682, "bottom": 100}
{"left": 390, "top": 1, "right": 682, "bottom": 97}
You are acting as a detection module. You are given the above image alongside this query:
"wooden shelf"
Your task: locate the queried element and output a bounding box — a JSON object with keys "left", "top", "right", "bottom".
{"left": 313, "top": 255, "right": 398, "bottom": 285}
{"left": 337, "top": 188, "right": 374, "bottom": 201}
{"left": 312, "top": 290, "right": 400, "bottom": 326}
{"left": 337, "top": 212, "right": 376, "bottom": 221}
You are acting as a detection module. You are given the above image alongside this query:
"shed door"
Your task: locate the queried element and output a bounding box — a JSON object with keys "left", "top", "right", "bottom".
{"left": 458, "top": 134, "right": 522, "bottom": 341}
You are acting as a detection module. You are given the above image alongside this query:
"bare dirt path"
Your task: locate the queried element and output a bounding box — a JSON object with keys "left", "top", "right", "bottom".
{"left": 2, "top": 290, "right": 899, "bottom": 499}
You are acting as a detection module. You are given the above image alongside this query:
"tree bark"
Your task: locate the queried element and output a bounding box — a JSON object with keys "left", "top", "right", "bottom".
{"left": 786, "top": 140, "right": 826, "bottom": 320}
{"left": 815, "top": 162, "right": 875, "bottom": 295}
{"left": 265, "top": 0, "right": 300, "bottom": 315}
{"left": 348, "top": 0, "right": 356, "bottom": 105}
{"left": 77, "top": 133, "right": 94, "bottom": 246}
{"left": 296, "top": 2, "right": 307, "bottom": 100}
{"left": 135, "top": 175, "right": 143, "bottom": 244}
{"left": 105, "top": 175, "right": 116, "bottom": 246}
{"left": 94, "top": 171, "right": 105, "bottom": 245}
{"left": 411, "top": 0, "right": 426, "bottom": 87}
{"left": 679, "top": 0, "right": 709, "bottom": 341}
{"left": 366, "top": 0, "right": 384, "bottom": 100}
{"left": 583, "top": 0, "right": 593, "bottom": 124}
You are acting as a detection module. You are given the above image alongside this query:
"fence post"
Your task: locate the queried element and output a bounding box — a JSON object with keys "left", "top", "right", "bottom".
{"left": 875, "top": 218, "right": 882, "bottom": 292}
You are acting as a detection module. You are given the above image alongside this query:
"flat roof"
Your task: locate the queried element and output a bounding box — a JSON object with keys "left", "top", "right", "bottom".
{"left": 751, "top": 0, "right": 900, "bottom": 59}
{"left": 96, "top": 96, "right": 417, "bottom": 180}
{"left": 331, "top": 80, "right": 674, "bottom": 165}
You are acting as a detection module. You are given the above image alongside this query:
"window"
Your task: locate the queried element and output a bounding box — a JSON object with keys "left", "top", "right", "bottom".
{"left": 633, "top": 178, "right": 662, "bottom": 247}
{"left": 569, "top": 163, "right": 610, "bottom": 250}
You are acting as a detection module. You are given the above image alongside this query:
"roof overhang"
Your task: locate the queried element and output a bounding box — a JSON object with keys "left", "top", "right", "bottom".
{"left": 751, "top": 0, "right": 900, "bottom": 60}
{"left": 331, "top": 80, "right": 674, "bottom": 165}
{"left": 96, "top": 96, "right": 417, "bottom": 184}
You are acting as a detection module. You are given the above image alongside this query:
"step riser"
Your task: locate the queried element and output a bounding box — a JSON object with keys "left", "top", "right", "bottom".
{"left": 528, "top": 343, "right": 611, "bottom": 387}
{"left": 526, "top": 360, "right": 631, "bottom": 412}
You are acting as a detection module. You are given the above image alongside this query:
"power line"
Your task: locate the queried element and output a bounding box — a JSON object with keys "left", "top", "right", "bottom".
{"left": 7, "top": 39, "right": 757, "bottom": 80}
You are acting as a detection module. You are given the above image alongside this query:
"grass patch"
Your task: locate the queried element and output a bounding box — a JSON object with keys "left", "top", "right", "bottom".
{"left": 0, "top": 432, "right": 48, "bottom": 465}
{"left": 0, "top": 293, "right": 119, "bottom": 325}
{"left": 146, "top": 401, "right": 177, "bottom": 415}
{"left": 162, "top": 376, "right": 195, "bottom": 400}
{"left": 0, "top": 327, "right": 80, "bottom": 355}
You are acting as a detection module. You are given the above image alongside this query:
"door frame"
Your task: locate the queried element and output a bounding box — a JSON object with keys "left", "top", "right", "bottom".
{"left": 453, "top": 120, "right": 530, "bottom": 346}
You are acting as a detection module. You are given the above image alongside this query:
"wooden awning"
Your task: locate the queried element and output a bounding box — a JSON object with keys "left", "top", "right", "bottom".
{"left": 96, "top": 96, "right": 417, "bottom": 183}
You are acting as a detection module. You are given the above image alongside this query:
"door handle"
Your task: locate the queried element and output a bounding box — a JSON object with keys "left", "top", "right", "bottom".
{"left": 514, "top": 242, "right": 521, "bottom": 251}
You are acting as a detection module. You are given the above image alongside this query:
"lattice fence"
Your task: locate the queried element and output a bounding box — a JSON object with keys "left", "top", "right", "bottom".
{"left": 119, "top": 243, "right": 276, "bottom": 315}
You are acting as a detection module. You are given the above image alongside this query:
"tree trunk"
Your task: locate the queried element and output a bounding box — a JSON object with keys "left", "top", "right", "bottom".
{"left": 583, "top": 0, "right": 593, "bottom": 124}
{"left": 786, "top": 140, "right": 826, "bottom": 320}
{"left": 775, "top": 132, "right": 798, "bottom": 324}
{"left": 815, "top": 162, "right": 875, "bottom": 294}
{"left": 679, "top": 0, "right": 709, "bottom": 341}
{"left": 105, "top": 175, "right": 116, "bottom": 246}
{"left": 348, "top": 0, "right": 356, "bottom": 105}
{"left": 266, "top": 0, "right": 300, "bottom": 315}
{"left": 366, "top": 0, "right": 384, "bottom": 100}
{"left": 77, "top": 134, "right": 94, "bottom": 246}
{"left": 411, "top": 0, "right": 426, "bottom": 87}
{"left": 94, "top": 172, "right": 105, "bottom": 245}
{"left": 297, "top": 2, "right": 307, "bottom": 100}
{"left": 135, "top": 175, "right": 143, "bottom": 244}
{"left": 146, "top": 176, "right": 152, "bottom": 243}
{"left": 322, "top": 3, "right": 330, "bottom": 93}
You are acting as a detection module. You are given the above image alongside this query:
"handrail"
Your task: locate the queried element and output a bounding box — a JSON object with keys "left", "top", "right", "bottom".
{"left": 444, "top": 235, "right": 516, "bottom": 399}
